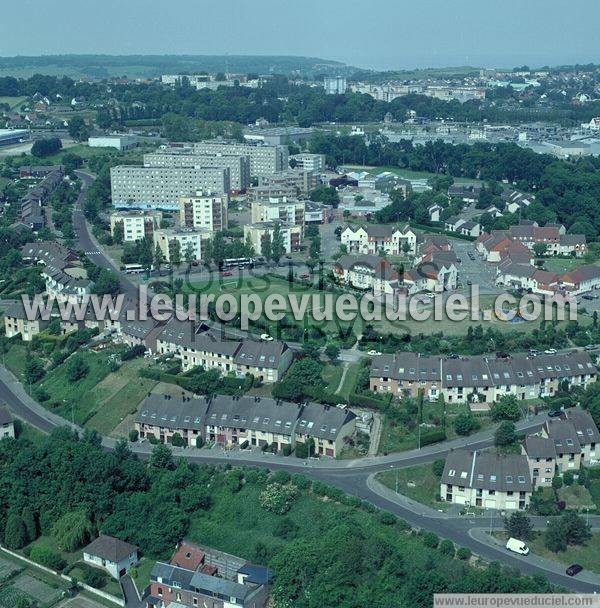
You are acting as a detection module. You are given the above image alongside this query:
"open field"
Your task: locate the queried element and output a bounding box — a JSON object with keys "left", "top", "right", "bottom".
{"left": 343, "top": 164, "right": 483, "bottom": 184}
{"left": 376, "top": 463, "right": 451, "bottom": 511}
{"left": 540, "top": 258, "right": 595, "bottom": 274}
{"left": 0, "top": 96, "right": 28, "bottom": 110}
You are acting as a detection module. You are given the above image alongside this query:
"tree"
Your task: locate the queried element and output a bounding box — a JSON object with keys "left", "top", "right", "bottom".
{"left": 309, "top": 185, "right": 339, "bottom": 207}
{"left": 67, "top": 355, "right": 89, "bottom": 382}
{"left": 490, "top": 396, "right": 521, "bottom": 421}
{"left": 4, "top": 512, "right": 28, "bottom": 549}
{"left": 533, "top": 242, "right": 548, "bottom": 257}
{"left": 270, "top": 224, "right": 286, "bottom": 264}
{"left": 561, "top": 510, "right": 592, "bottom": 546}
{"left": 169, "top": 240, "right": 181, "bottom": 268}
{"left": 494, "top": 420, "right": 517, "bottom": 446}
{"left": 31, "top": 137, "right": 62, "bottom": 157}
{"left": 154, "top": 245, "right": 165, "bottom": 271}
{"left": 24, "top": 357, "right": 45, "bottom": 384}
{"left": 21, "top": 507, "right": 38, "bottom": 542}
{"left": 92, "top": 268, "right": 120, "bottom": 296}
{"left": 62, "top": 152, "right": 83, "bottom": 172}
{"left": 184, "top": 242, "right": 196, "bottom": 269}
{"left": 432, "top": 459, "right": 445, "bottom": 477}
{"left": 68, "top": 116, "right": 90, "bottom": 142}
{"left": 112, "top": 221, "right": 124, "bottom": 245}
{"left": 149, "top": 443, "right": 174, "bottom": 470}
{"left": 51, "top": 510, "right": 94, "bottom": 551}
{"left": 324, "top": 343, "right": 340, "bottom": 362}
{"left": 504, "top": 511, "right": 533, "bottom": 541}
{"left": 453, "top": 412, "right": 480, "bottom": 436}
{"left": 261, "top": 231, "right": 272, "bottom": 262}
{"left": 544, "top": 519, "right": 567, "bottom": 552}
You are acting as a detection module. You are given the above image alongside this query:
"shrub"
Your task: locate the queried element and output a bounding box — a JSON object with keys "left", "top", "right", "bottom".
{"left": 259, "top": 483, "right": 298, "bottom": 515}
{"left": 121, "top": 344, "right": 146, "bottom": 361}
{"left": 420, "top": 429, "right": 447, "bottom": 446}
{"left": 128, "top": 429, "right": 139, "bottom": 442}
{"left": 282, "top": 444, "right": 292, "bottom": 456}
{"left": 83, "top": 566, "right": 107, "bottom": 589}
{"left": 29, "top": 545, "right": 66, "bottom": 571}
{"left": 457, "top": 547, "right": 472, "bottom": 560}
{"left": 552, "top": 475, "right": 563, "bottom": 490}
{"left": 439, "top": 539, "right": 455, "bottom": 557}
{"left": 421, "top": 531, "right": 439, "bottom": 548}
{"left": 291, "top": 474, "right": 312, "bottom": 490}
{"left": 170, "top": 433, "right": 186, "bottom": 447}
{"left": 563, "top": 471, "right": 574, "bottom": 486}
{"left": 432, "top": 459, "right": 445, "bottom": 477}
{"left": 271, "top": 470, "right": 291, "bottom": 485}
{"left": 379, "top": 512, "right": 397, "bottom": 526}
{"left": 195, "top": 436, "right": 204, "bottom": 448}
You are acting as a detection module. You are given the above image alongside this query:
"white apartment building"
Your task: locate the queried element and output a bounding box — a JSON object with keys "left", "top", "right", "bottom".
{"left": 109, "top": 210, "right": 163, "bottom": 242}
{"left": 250, "top": 197, "right": 305, "bottom": 226}
{"left": 324, "top": 77, "right": 347, "bottom": 95}
{"left": 341, "top": 224, "right": 418, "bottom": 256}
{"left": 191, "top": 140, "right": 288, "bottom": 177}
{"left": 290, "top": 153, "right": 326, "bottom": 172}
{"left": 110, "top": 165, "right": 229, "bottom": 210}
{"left": 153, "top": 228, "right": 209, "bottom": 262}
{"left": 244, "top": 221, "right": 302, "bottom": 255}
{"left": 88, "top": 134, "right": 138, "bottom": 151}
{"left": 144, "top": 151, "right": 250, "bottom": 191}
{"left": 179, "top": 193, "right": 228, "bottom": 232}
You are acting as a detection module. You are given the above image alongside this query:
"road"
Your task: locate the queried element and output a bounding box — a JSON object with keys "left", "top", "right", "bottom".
{"left": 24, "top": 174, "right": 587, "bottom": 591}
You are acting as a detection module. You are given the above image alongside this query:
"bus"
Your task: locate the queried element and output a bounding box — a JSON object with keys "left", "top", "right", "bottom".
{"left": 221, "top": 257, "right": 254, "bottom": 270}
{"left": 122, "top": 263, "right": 153, "bottom": 274}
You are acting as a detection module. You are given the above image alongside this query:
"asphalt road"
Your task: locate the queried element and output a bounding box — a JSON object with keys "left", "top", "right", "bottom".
{"left": 49, "top": 174, "right": 599, "bottom": 591}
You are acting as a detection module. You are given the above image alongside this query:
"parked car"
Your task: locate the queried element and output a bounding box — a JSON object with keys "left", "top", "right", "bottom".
{"left": 506, "top": 538, "right": 529, "bottom": 555}
{"left": 547, "top": 409, "right": 562, "bottom": 418}
{"left": 220, "top": 271, "right": 233, "bottom": 277}
{"left": 299, "top": 273, "right": 309, "bottom": 279}
{"left": 260, "top": 333, "right": 274, "bottom": 342}
{"left": 566, "top": 564, "right": 583, "bottom": 576}
{"left": 544, "top": 348, "right": 557, "bottom": 355}
{"left": 368, "top": 350, "right": 382, "bottom": 356}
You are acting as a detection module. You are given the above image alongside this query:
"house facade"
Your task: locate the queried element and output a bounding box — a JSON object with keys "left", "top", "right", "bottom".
{"left": 82, "top": 535, "right": 138, "bottom": 580}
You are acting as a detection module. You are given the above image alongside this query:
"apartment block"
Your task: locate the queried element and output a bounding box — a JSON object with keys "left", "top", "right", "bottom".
{"left": 144, "top": 150, "right": 250, "bottom": 191}
{"left": 257, "top": 169, "right": 320, "bottom": 195}
{"left": 153, "top": 228, "right": 209, "bottom": 262}
{"left": 250, "top": 197, "right": 305, "bottom": 226}
{"left": 109, "top": 210, "right": 163, "bottom": 242}
{"left": 244, "top": 221, "right": 302, "bottom": 255}
{"left": 179, "top": 193, "right": 228, "bottom": 232}
{"left": 110, "top": 165, "right": 229, "bottom": 210}
{"left": 191, "top": 140, "right": 288, "bottom": 177}
{"left": 290, "top": 153, "right": 326, "bottom": 172}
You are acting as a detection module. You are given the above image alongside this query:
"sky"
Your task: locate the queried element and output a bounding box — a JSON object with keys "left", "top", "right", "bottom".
{"left": 0, "top": 0, "right": 598, "bottom": 71}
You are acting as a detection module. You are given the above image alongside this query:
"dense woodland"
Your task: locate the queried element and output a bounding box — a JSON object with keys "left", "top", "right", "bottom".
{"left": 0, "top": 429, "right": 557, "bottom": 606}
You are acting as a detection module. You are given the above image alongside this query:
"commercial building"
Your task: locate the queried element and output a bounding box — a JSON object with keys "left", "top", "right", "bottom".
{"left": 244, "top": 221, "right": 302, "bottom": 255}
{"left": 153, "top": 228, "right": 208, "bottom": 262}
{"left": 243, "top": 126, "right": 314, "bottom": 146}
{"left": 441, "top": 450, "right": 532, "bottom": 510}
{"left": 109, "top": 210, "right": 163, "bottom": 242}
{"left": 144, "top": 150, "right": 250, "bottom": 191}
{"left": 88, "top": 134, "right": 138, "bottom": 151}
{"left": 324, "top": 76, "right": 347, "bottom": 95}
{"left": 0, "top": 128, "right": 29, "bottom": 147}
{"left": 110, "top": 165, "right": 229, "bottom": 210}
{"left": 191, "top": 140, "right": 288, "bottom": 177}
{"left": 370, "top": 350, "right": 598, "bottom": 408}
{"left": 179, "top": 193, "right": 228, "bottom": 232}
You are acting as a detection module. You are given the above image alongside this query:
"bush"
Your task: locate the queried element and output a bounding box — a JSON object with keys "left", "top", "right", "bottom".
{"left": 291, "top": 474, "right": 312, "bottom": 490}
{"left": 349, "top": 392, "right": 392, "bottom": 409}
{"left": 563, "top": 471, "right": 574, "bottom": 486}
{"left": 439, "top": 539, "right": 455, "bottom": 557}
{"left": 456, "top": 547, "right": 472, "bottom": 560}
{"left": 420, "top": 429, "right": 447, "bottom": 446}
{"left": 170, "top": 432, "right": 186, "bottom": 447}
{"left": 379, "top": 512, "right": 397, "bottom": 526}
{"left": 83, "top": 566, "right": 107, "bottom": 589}
{"left": 552, "top": 475, "right": 563, "bottom": 490}
{"left": 282, "top": 444, "right": 292, "bottom": 456}
{"left": 271, "top": 470, "right": 291, "bottom": 485}
{"left": 29, "top": 545, "right": 66, "bottom": 571}
{"left": 432, "top": 459, "right": 445, "bottom": 477}
{"left": 453, "top": 412, "right": 480, "bottom": 436}
{"left": 421, "top": 531, "right": 439, "bottom": 548}
{"left": 128, "top": 429, "right": 139, "bottom": 442}
{"left": 121, "top": 344, "right": 146, "bottom": 361}
{"left": 195, "top": 436, "right": 204, "bottom": 448}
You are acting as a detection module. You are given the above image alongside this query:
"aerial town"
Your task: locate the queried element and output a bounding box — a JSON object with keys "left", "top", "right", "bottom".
{"left": 0, "top": 3, "right": 599, "bottom": 607}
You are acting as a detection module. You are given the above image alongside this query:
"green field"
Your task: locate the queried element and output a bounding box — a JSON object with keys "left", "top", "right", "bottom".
{"left": 0, "top": 96, "right": 28, "bottom": 110}
{"left": 343, "top": 164, "right": 483, "bottom": 184}
{"left": 540, "top": 258, "right": 593, "bottom": 274}
{"left": 376, "top": 463, "right": 450, "bottom": 511}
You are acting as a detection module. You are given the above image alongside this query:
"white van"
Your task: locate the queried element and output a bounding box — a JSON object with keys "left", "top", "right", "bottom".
{"left": 506, "top": 537, "right": 530, "bottom": 555}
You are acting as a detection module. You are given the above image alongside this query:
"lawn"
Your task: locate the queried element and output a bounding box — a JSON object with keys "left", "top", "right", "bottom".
{"left": 588, "top": 478, "right": 600, "bottom": 511}
{"left": 322, "top": 363, "right": 344, "bottom": 393}
{"left": 36, "top": 348, "right": 121, "bottom": 425}
{"left": 337, "top": 363, "right": 360, "bottom": 400}
{"left": 493, "top": 531, "right": 600, "bottom": 574}
{"left": 83, "top": 357, "right": 157, "bottom": 436}
{"left": 343, "top": 164, "right": 483, "bottom": 184}
{"left": 130, "top": 557, "right": 155, "bottom": 595}
{"left": 1, "top": 344, "right": 29, "bottom": 383}
{"left": 540, "top": 258, "right": 592, "bottom": 274}
{"left": 376, "top": 463, "right": 450, "bottom": 511}
{"left": 557, "top": 485, "right": 595, "bottom": 510}
{"left": 0, "top": 96, "right": 28, "bottom": 110}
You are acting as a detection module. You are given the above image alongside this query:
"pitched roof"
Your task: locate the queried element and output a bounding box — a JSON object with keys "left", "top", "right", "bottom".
{"left": 83, "top": 535, "right": 138, "bottom": 563}
{"left": 544, "top": 419, "right": 581, "bottom": 454}
{"left": 524, "top": 435, "right": 556, "bottom": 459}
{"left": 565, "top": 408, "right": 600, "bottom": 446}
{"left": 0, "top": 407, "right": 12, "bottom": 426}
{"left": 136, "top": 393, "right": 210, "bottom": 431}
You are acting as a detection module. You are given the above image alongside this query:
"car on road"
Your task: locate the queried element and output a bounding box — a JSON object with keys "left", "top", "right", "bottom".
{"left": 506, "top": 537, "right": 529, "bottom": 555}
{"left": 260, "top": 333, "right": 274, "bottom": 342}
{"left": 367, "top": 350, "right": 382, "bottom": 356}
{"left": 566, "top": 564, "right": 583, "bottom": 576}
{"left": 585, "top": 344, "right": 598, "bottom": 351}
{"left": 299, "top": 273, "right": 310, "bottom": 279}
{"left": 220, "top": 271, "right": 233, "bottom": 277}
{"left": 582, "top": 294, "right": 594, "bottom": 300}
{"left": 285, "top": 255, "right": 292, "bottom": 259}
{"left": 547, "top": 409, "right": 562, "bottom": 418}
{"left": 544, "top": 348, "right": 557, "bottom": 355}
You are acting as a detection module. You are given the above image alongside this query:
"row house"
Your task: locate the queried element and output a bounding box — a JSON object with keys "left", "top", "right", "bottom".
{"left": 370, "top": 350, "right": 598, "bottom": 408}
{"left": 136, "top": 393, "right": 356, "bottom": 457}
{"left": 42, "top": 265, "right": 93, "bottom": 305}
{"left": 3, "top": 300, "right": 50, "bottom": 341}
{"left": 441, "top": 450, "right": 532, "bottom": 510}
{"left": 443, "top": 216, "right": 481, "bottom": 237}
{"left": 341, "top": 224, "right": 418, "bottom": 257}
{"left": 156, "top": 319, "right": 293, "bottom": 383}
{"left": 500, "top": 190, "right": 534, "bottom": 214}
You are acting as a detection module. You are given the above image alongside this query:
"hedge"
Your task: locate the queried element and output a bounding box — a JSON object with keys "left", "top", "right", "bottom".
{"left": 348, "top": 392, "right": 392, "bottom": 410}
{"left": 420, "top": 428, "right": 447, "bottom": 446}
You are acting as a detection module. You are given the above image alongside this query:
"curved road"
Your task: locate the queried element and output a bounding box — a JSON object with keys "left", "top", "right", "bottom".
{"left": 9, "top": 174, "right": 595, "bottom": 592}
